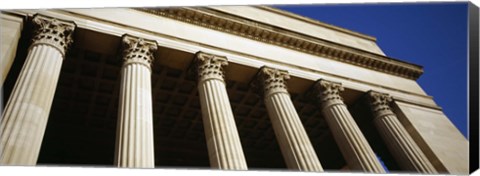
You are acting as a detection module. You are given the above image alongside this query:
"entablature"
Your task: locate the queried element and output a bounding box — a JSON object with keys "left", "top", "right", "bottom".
{"left": 3, "top": 8, "right": 438, "bottom": 110}
{"left": 137, "top": 7, "right": 424, "bottom": 80}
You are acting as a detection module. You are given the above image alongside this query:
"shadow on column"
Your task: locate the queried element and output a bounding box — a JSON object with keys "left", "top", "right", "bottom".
{"left": 348, "top": 95, "right": 401, "bottom": 172}
{"left": 226, "top": 80, "right": 287, "bottom": 170}
{"left": 290, "top": 92, "right": 346, "bottom": 171}
{"left": 36, "top": 30, "right": 122, "bottom": 166}
{"left": 2, "top": 17, "right": 31, "bottom": 110}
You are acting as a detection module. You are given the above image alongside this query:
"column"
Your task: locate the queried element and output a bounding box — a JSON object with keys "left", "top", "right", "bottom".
{"left": 0, "top": 14, "right": 75, "bottom": 165}
{"left": 1, "top": 13, "right": 24, "bottom": 86}
{"left": 257, "top": 66, "right": 323, "bottom": 171}
{"left": 195, "top": 52, "right": 247, "bottom": 170}
{"left": 1, "top": 13, "right": 24, "bottom": 120}
{"left": 114, "top": 34, "right": 157, "bottom": 168}
{"left": 314, "top": 79, "right": 385, "bottom": 173}
{"left": 367, "top": 91, "right": 437, "bottom": 173}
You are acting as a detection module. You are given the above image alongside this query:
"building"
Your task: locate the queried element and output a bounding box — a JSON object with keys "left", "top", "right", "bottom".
{"left": 0, "top": 6, "right": 469, "bottom": 174}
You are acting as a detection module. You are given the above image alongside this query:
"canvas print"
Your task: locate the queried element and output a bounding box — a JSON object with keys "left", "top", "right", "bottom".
{"left": 0, "top": 2, "right": 473, "bottom": 175}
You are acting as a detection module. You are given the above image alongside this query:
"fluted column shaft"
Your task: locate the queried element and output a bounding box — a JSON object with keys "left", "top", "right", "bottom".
{"left": 1, "top": 13, "right": 24, "bottom": 86}
{"left": 0, "top": 15, "right": 75, "bottom": 165}
{"left": 195, "top": 52, "right": 247, "bottom": 170}
{"left": 314, "top": 80, "right": 385, "bottom": 173}
{"left": 114, "top": 35, "right": 157, "bottom": 168}
{"left": 258, "top": 67, "right": 323, "bottom": 171}
{"left": 367, "top": 91, "right": 437, "bottom": 173}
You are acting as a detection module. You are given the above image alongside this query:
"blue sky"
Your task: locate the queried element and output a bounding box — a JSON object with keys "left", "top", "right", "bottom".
{"left": 276, "top": 2, "right": 468, "bottom": 138}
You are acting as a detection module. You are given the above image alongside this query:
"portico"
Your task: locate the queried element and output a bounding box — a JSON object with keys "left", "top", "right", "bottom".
{"left": 0, "top": 7, "right": 468, "bottom": 174}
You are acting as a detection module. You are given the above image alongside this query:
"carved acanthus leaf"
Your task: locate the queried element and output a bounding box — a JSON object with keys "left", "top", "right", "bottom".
{"left": 314, "top": 79, "right": 345, "bottom": 108}
{"left": 31, "top": 15, "right": 76, "bottom": 56}
{"left": 257, "top": 66, "right": 290, "bottom": 97}
{"left": 367, "top": 91, "right": 395, "bottom": 117}
{"left": 122, "top": 34, "right": 158, "bottom": 68}
{"left": 195, "top": 51, "right": 228, "bottom": 83}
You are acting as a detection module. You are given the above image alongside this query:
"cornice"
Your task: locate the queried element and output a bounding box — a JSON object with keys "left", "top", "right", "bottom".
{"left": 136, "top": 7, "right": 424, "bottom": 80}
{"left": 255, "top": 6, "right": 377, "bottom": 42}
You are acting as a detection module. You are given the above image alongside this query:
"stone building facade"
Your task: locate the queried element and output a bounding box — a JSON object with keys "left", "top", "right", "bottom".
{"left": 0, "top": 6, "right": 469, "bottom": 174}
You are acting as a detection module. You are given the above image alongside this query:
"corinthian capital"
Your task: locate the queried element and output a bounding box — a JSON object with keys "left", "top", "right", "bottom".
{"left": 367, "top": 91, "right": 395, "bottom": 118}
{"left": 122, "top": 34, "right": 158, "bottom": 69}
{"left": 195, "top": 52, "right": 228, "bottom": 83}
{"left": 256, "top": 66, "right": 290, "bottom": 97}
{"left": 314, "top": 79, "right": 345, "bottom": 109}
{"left": 31, "top": 14, "right": 76, "bottom": 56}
